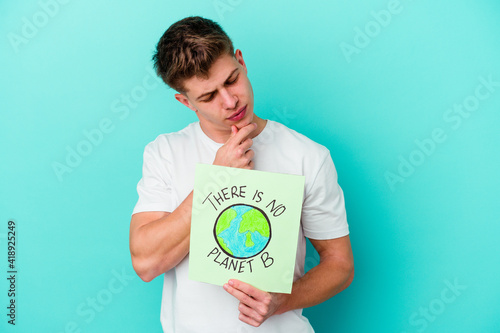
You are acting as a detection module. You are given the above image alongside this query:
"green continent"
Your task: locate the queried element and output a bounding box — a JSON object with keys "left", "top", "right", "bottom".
{"left": 239, "top": 209, "right": 270, "bottom": 238}
{"left": 245, "top": 232, "right": 254, "bottom": 247}
{"left": 217, "top": 236, "right": 233, "bottom": 255}
{"left": 216, "top": 208, "right": 237, "bottom": 235}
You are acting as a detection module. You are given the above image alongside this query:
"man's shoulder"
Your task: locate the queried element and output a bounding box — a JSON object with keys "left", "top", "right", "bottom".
{"left": 145, "top": 122, "right": 199, "bottom": 151}
{"left": 265, "top": 120, "right": 330, "bottom": 156}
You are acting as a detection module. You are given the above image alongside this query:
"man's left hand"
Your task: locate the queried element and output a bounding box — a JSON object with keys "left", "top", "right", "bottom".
{"left": 223, "top": 279, "right": 289, "bottom": 327}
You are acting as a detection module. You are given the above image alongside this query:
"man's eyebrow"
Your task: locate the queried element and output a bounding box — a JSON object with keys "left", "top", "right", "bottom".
{"left": 195, "top": 68, "right": 239, "bottom": 101}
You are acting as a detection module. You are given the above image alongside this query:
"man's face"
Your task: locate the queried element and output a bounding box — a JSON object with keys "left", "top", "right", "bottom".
{"left": 175, "top": 50, "right": 255, "bottom": 141}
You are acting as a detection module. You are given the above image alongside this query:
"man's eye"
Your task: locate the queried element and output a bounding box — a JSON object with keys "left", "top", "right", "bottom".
{"left": 203, "top": 94, "right": 215, "bottom": 102}
{"left": 227, "top": 75, "right": 239, "bottom": 85}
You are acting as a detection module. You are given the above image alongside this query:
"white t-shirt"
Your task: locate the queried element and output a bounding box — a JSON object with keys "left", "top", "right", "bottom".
{"left": 133, "top": 120, "right": 349, "bottom": 333}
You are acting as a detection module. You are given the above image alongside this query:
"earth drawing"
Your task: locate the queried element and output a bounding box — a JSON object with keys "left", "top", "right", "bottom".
{"left": 214, "top": 204, "right": 271, "bottom": 259}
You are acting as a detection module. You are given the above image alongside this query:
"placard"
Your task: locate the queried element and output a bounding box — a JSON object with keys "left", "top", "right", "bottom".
{"left": 189, "top": 164, "right": 305, "bottom": 293}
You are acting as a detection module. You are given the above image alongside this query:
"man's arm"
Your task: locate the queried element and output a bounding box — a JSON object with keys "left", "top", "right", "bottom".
{"left": 223, "top": 234, "right": 354, "bottom": 327}
{"left": 129, "top": 124, "right": 257, "bottom": 282}
{"left": 129, "top": 192, "right": 193, "bottom": 282}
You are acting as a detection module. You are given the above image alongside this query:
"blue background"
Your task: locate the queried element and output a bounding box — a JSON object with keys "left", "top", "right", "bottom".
{"left": 1, "top": 0, "right": 499, "bottom": 332}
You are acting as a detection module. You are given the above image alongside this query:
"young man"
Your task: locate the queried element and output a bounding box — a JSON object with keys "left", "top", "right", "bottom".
{"left": 129, "top": 16, "right": 354, "bottom": 332}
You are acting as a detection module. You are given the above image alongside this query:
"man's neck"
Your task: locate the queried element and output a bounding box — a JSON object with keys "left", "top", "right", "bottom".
{"left": 247, "top": 115, "right": 267, "bottom": 139}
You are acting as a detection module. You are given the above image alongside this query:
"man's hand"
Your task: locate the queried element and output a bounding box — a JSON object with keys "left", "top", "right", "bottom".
{"left": 213, "top": 123, "right": 257, "bottom": 169}
{"left": 223, "top": 279, "right": 289, "bottom": 327}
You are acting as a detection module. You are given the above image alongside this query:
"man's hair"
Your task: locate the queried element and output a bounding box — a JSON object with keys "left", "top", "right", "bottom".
{"left": 152, "top": 16, "right": 235, "bottom": 93}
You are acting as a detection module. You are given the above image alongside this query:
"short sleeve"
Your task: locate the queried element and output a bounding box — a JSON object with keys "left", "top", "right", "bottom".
{"left": 132, "top": 142, "right": 175, "bottom": 215}
{"left": 301, "top": 151, "right": 349, "bottom": 239}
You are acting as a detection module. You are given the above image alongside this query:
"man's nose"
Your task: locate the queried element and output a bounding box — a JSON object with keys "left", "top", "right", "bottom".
{"left": 220, "top": 88, "right": 237, "bottom": 109}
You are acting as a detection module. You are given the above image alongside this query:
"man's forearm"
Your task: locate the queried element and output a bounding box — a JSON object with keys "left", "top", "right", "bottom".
{"left": 222, "top": 236, "right": 354, "bottom": 328}
{"left": 130, "top": 191, "right": 193, "bottom": 282}
{"left": 276, "top": 254, "right": 354, "bottom": 314}
{"left": 223, "top": 236, "right": 354, "bottom": 327}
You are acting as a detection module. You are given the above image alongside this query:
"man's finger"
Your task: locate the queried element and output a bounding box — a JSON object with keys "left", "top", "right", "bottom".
{"left": 240, "top": 138, "right": 253, "bottom": 152}
{"left": 244, "top": 149, "right": 255, "bottom": 163}
{"left": 231, "top": 125, "right": 238, "bottom": 137}
{"left": 225, "top": 125, "right": 239, "bottom": 143}
{"left": 238, "top": 311, "right": 261, "bottom": 327}
{"left": 223, "top": 282, "right": 259, "bottom": 308}
{"left": 238, "top": 303, "right": 264, "bottom": 327}
{"left": 227, "top": 279, "right": 268, "bottom": 301}
{"left": 223, "top": 283, "right": 257, "bottom": 307}
{"left": 231, "top": 123, "right": 257, "bottom": 144}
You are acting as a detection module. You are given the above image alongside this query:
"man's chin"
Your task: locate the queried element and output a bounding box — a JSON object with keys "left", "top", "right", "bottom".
{"left": 234, "top": 121, "right": 251, "bottom": 130}
{"left": 234, "top": 113, "right": 255, "bottom": 130}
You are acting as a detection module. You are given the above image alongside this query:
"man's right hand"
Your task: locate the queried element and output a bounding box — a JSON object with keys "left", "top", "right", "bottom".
{"left": 213, "top": 123, "right": 257, "bottom": 169}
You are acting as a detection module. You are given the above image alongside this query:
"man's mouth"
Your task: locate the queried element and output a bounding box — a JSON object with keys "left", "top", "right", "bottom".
{"left": 227, "top": 106, "right": 247, "bottom": 121}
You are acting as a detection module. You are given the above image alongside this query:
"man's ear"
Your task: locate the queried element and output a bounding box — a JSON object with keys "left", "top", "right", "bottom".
{"left": 175, "top": 93, "right": 197, "bottom": 112}
{"left": 234, "top": 49, "right": 247, "bottom": 74}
